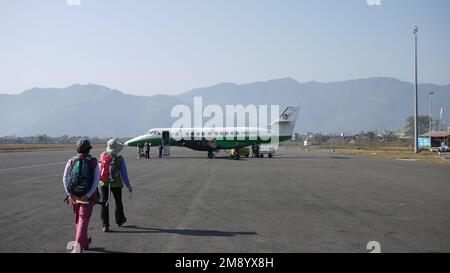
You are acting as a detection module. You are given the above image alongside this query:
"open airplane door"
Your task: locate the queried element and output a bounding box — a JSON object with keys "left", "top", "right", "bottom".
{"left": 162, "top": 130, "right": 170, "bottom": 156}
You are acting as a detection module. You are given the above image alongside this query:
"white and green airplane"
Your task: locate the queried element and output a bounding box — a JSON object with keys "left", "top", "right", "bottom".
{"left": 124, "top": 106, "right": 299, "bottom": 159}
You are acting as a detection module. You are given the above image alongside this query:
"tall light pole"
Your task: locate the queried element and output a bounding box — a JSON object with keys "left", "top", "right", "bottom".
{"left": 429, "top": 91, "right": 433, "bottom": 132}
{"left": 413, "top": 26, "right": 419, "bottom": 154}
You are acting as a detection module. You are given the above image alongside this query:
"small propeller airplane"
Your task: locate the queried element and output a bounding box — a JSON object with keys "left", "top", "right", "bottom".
{"left": 125, "top": 106, "right": 300, "bottom": 159}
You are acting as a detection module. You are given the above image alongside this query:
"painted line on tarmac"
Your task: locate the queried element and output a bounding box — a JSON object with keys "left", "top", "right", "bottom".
{"left": 0, "top": 162, "right": 64, "bottom": 173}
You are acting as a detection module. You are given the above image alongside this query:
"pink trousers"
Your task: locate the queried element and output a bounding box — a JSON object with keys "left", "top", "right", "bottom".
{"left": 72, "top": 201, "right": 94, "bottom": 251}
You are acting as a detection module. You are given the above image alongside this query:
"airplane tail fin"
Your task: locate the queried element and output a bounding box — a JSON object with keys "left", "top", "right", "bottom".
{"left": 271, "top": 106, "right": 300, "bottom": 136}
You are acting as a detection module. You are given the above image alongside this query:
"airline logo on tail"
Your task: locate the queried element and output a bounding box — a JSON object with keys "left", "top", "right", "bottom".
{"left": 279, "top": 107, "right": 300, "bottom": 122}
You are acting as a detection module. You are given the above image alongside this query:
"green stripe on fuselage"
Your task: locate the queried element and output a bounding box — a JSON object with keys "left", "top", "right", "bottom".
{"left": 127, "top": 135, "right": 291, "bottom": 149}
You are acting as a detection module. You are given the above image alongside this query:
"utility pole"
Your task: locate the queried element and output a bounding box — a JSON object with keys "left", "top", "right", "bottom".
{"left": 429, "top": 91, "right": 433, "bottom": 132}
{"left": 413, "top": 26, "right": 419, "bottom": 154}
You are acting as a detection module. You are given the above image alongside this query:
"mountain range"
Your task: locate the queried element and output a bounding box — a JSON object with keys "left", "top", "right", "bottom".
{"left": 1, "top": 77, "right": 449, "bottom": 137}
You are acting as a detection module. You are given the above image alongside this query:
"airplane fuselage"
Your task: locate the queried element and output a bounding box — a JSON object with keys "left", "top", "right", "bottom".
{"left": 125, "top": 127, "right": 292, "bottom": 151}
{"left": 125, "top": 106, "right": 300, "bottom": 158}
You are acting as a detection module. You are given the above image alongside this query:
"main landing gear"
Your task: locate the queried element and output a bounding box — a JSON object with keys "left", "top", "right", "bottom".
{"left": 233, "top": 146, "right": 241, "bottom": 160}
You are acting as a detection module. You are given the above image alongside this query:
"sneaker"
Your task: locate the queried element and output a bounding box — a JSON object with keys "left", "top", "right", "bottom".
{"left": 102, "top": 226, "right": 110, "bottom": 232}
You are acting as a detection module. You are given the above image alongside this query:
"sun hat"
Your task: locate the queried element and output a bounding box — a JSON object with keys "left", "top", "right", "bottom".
{"left": 106, "top": 138, "right": 124, "bottom": 155}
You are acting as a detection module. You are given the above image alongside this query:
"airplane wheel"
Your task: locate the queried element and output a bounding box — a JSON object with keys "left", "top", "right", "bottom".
{"left": 268, "top": 154, "right": 273, "bottom": 158}
{"left": 208, "top": 151, "right": 214, "bottom": 159}
{"left": 260, "top": 154, "right": 264, "bottom": 158}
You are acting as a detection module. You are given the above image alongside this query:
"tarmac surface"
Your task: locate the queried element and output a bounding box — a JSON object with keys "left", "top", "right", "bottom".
{"left": 0, "top": 147, "right": 449, "bottom": 253}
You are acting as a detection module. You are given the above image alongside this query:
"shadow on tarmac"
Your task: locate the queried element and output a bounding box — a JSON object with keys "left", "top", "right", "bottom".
{"left": 214, "top": 156, "right": 250, "bottom": 161}
{"left": 86, "top": 247, "right": 127, "bottom": 253}
{"left": 328, "top": 156, "right": 351, "bottom": 160}
{"left": 112, "top": 225, "right": 258, "bottom": 237}
{"left": 139, "top": 156, "right": 350, "bottom": 160}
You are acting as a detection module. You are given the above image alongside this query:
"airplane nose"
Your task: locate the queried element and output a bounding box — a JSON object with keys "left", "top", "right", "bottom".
{"left": 124, "top": 134, "right": 157, "bottom": 147}
{"left": 125, "top": 137, "right": 140, "bottom": 146}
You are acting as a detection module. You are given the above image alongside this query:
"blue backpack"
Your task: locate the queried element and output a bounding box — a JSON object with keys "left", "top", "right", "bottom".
{"left": 67, "top": 155, "right": 95, "bottom": 197}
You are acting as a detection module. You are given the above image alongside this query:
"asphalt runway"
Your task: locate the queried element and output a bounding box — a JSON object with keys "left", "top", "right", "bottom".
{"left": 0, "top": 146, "right": 449, "bottom": 253}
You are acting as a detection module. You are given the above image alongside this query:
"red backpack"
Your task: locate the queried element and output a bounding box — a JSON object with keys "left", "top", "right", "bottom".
{"left": 99, "top": 152, "right": 119, "bottom": 182}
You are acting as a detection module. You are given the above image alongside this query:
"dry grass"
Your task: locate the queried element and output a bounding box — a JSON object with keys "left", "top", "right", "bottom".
{"left": 0, "top": 144, "right": 105, "bottom": 153}
{"left": 289, "top": 146, "right": 450, "bottom": 165}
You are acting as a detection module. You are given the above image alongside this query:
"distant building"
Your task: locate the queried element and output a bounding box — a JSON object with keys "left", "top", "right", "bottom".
{"left": 421, "top": 131, "right": 450, "bottom": 147}
{"left": 304, "top": 139, "right": 312, "bottom": 146}
{"left": 329, "top": 134, "right": 355, "bottom": 142}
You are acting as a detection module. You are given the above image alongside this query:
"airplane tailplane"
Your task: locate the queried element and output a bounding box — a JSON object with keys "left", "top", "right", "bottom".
{"left": 271, "top": 106, "right": 300, "bottom": 136}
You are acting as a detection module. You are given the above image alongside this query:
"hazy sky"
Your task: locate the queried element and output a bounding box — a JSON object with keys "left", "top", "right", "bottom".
{"left": 1, "top": 0, "right": 449, "bottom": 95}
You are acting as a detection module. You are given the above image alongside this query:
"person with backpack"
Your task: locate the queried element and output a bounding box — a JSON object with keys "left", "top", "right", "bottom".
{"left": 63, "top": 139, "right": 99, "bottom": 253}
{"left": 98, "top": 138, "right": 132, "bottom": 232}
